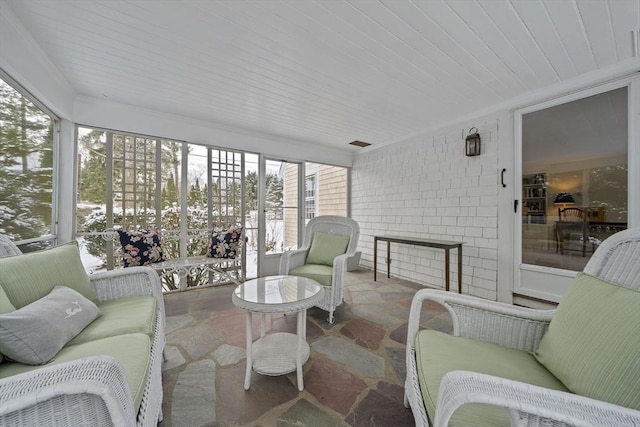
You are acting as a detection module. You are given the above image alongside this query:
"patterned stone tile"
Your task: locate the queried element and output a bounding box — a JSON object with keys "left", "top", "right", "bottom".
{"left": 167, "top": 320, "right": 226, "bottom": 360}
{"left": 160, "top": 273, "right": 453, "bottom": 426}
{"left": 425, "top": 313, "right": 453, "bottom": 333}
{"left": 211, "top": 344, "right": 245, "bottom": 366}
{"left": 277, "top": 398, "right": 347, "bottom": 427}
{"left": 215, "top": 363, "right": 298, "bottom": 425}
{"left": 390, "top": 323, "right": 408, "bottom": 345}
{"left": 304, "top": 358, "right": 367, "bottom": 415}
{"left": 345, "top": 382, "right": 414, "bottom": 427}
{"left": 171, "top": 359, "right": 216, "bottom": 426}
{"left": 308, "top": 306, "right": 352, "bottom": 329}
{"left": 340, "top": 318, "right": 385, "bottom": 350}
{"left": 312, "top": 336, "right": 385, "bottom": 378}
{"left": 348, "top": 291, "right": 386, "bottom": 305}
{"left": 166, "top": 314, "right": 193, "bottom": 334}
{"left": 386, "top": 346, "right": 406, "bottom": 382}
{"left": 162, "top": 345, "right": 186, "bottom": 371}
{"left": 211, "top": 308, "right": 264, "bottom": 348}
{"left": 396, "top": 296, "right": 413, "bottom": 308}
{"left": 351, "top": 304, "right": 404, "bottom": 329}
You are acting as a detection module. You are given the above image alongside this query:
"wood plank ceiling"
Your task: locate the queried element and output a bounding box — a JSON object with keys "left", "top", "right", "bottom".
{"left": 5, "top": 0, "right": 640, "bottom": 152}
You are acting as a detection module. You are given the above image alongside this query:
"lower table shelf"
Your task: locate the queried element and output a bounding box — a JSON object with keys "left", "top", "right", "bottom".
{"left": 251, "top": 332, "right": 310, "bottom": 376}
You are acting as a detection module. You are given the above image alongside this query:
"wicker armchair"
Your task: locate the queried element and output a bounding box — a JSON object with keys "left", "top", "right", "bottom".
{"left": 279, "top": 215, "right": 359, "bottom": 324}
{"left": 405, "top": 228, "right": 640, "bottom": 426}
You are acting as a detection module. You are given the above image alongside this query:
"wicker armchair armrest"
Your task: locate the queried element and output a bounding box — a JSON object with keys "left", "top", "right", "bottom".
{"left": 279, "top": 249, "right": 308, "bottom": 273}
{"left": 435, "top": 371, "right": 640, "bottom": 427}
{"left": 0, "top": 355, "right": 136, "bottom": 427}
{"left": 407, "top": 289, "right": 555, "bottom": 354}
{"left": 90, "top": 267, "right": 165, "bottom": 322}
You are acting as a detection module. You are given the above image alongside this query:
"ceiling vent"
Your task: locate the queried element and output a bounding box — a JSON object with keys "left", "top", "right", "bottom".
{"left": 349, "top": 140, "right": 371, "bottom": 148}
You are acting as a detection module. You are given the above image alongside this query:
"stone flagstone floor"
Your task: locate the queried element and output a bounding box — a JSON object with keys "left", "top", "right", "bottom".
{"left": 159, "top": 269, "right": 453, "bottom": 426}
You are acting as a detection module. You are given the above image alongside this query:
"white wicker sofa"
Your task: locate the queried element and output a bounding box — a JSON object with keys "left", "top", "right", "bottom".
{"left": 0, "top": 236, "right": 165, "bottom": 427}
{"left": 405, "top": 228, "right": 640, "bottom": 427}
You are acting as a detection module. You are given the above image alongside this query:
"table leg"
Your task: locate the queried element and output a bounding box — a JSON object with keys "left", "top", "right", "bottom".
{"left": 457, "top": 245, "right": 462, "bottom": 293}
{"left": 386, "top": 241, "right": 391, "bottom": 278}
{"left": 445, "top": 248, "right": 450, "bottom": 292}
{"left": 296, "top": 309, "right": 305, "bottom": 391}
{"left": 373, "top": 237, "right": 378, "bottom": 281}
{"left": 244, "top": 312, "right": 253, "bottom": 390}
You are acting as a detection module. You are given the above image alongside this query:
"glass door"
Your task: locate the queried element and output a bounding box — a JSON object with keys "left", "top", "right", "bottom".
{"left": 257, "top": 157, "right": 301, "bottom": 276}
{"left": 514, "top": 80, "right": 637, "bottom": 302}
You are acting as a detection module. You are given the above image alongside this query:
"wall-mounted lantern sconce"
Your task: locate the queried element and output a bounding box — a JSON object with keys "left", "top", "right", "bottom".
{"left": 465, "top": 127, "right": 481, "bottom": 157}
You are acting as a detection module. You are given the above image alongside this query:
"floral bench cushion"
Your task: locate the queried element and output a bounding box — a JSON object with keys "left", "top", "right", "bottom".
{"left": 117, "top": 229, "right": 164, "bottom": 267}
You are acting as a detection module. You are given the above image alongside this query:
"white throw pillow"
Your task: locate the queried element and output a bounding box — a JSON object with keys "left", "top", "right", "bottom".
{"left": 0, "top": 286, "right": 102, "bottom": 365}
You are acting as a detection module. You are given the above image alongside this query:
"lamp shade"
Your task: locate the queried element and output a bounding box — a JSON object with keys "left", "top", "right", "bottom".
{"left": 553, "top": 192, "right": 575, "bottom": 204}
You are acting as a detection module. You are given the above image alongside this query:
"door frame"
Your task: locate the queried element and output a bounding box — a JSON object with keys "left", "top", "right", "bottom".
{"left": 511, "top": 75, "right": 639, "bottom": 303}
{"left": 257, "top": 155, "right": 304, "bottom": 276}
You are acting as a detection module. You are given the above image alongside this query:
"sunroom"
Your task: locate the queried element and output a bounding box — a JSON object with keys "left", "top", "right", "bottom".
{"left": 1, "top": 1, "right": 639, "bottom": 426}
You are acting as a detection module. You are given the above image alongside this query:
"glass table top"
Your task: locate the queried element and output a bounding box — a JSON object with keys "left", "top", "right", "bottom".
{"left": 234, "top": 275, "right": 321, "bottom": 305}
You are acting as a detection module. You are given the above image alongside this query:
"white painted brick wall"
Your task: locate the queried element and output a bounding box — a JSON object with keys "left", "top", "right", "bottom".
{"left": 352, "top": 118, "right": 500, "bottom": 300}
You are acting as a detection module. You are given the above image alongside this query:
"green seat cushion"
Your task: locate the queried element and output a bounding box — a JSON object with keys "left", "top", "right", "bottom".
{"left": 0, "top": 333, "right": 151, "bottom": 413}
{"left": 535, "top": 272, "right": 640, "bottom": 410}
{"left": 68, "top": 296, "right": 157, "bottom": 346}
{"left": 306, "top": 232, "right": 350, "bottom": 267}
{"left": 416, "top": 330, "right": 568, "bottom": 427}
{"left": 0, "top": 242, "right": 96, "bottom": 308}
{"left": 289, "top": 264, "right": 333, "bottom": 287}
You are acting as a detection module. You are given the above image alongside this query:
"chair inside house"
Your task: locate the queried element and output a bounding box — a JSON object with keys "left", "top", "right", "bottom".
{"left": 556, "top": 207, "right": 591, "bottom": 257}
{"left": 279, "top": 215, "right": 359, "bottom": 324}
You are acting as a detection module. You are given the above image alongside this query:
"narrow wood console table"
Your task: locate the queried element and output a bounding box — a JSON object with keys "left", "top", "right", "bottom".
{"left": 373, "top": 235, "right": 464, "bottom": 293}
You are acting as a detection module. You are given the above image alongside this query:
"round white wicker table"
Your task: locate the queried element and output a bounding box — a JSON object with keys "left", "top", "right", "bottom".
{"left": 232, "top": 275, "right": 322, "bottom": 391}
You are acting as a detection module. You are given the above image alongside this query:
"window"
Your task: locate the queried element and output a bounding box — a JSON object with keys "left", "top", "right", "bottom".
{"left": 305, "top": 173, "right": 317, "bottom": 221}
{"left": 0, "top": 73, "right": 57, "bottom": 252}
{"left": 305, "top": 162, "right": 348, "bottom": 217}
{"left": 76, "top": 126, "right": 248, "bottom": 287}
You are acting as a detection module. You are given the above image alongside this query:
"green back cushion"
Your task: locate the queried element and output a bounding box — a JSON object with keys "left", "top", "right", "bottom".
{"left": 0, "top": 242, "right": 96, "bottom": 308}
{"left": 535, "top": 272, "right": 640, "bottom": 410}
{"left": 306, "top": 232, "right": 350, "bottom": 267}
{"left": 68, "top": 296, "right": 157, "bottom": 346}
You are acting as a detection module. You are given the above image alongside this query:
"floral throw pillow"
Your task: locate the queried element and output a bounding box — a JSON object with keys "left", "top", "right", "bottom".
{"left": 117, "top": 228, "right": 164, "bottom": 268}
{"left": 206, "top": 226, "right": 243, "bottom": 259}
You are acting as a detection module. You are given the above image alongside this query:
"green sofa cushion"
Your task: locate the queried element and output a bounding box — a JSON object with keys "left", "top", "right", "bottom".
{"left": 416, "top": 330, "right": 568, "bottom": 427}
{"left": 535, "top": 272, "right": 640, "bottom": 410}
{"left": 289, "top": 264, "right": 333, "bottom": 287}
{"left": 68, "top": 296, "right": 157, "bottom": 346}
{"left": 0, "top": 241, "right": 96, "bottom": 308}
{"left": 306, "top": 232, "right": 349, "bottom": 267}
{"left": 0, "top": 333, "right": 151, "bottom": 413}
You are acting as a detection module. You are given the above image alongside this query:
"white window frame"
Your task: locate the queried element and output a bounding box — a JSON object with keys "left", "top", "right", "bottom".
{"left": 0, "top": 69, "right": 59, "bottom": 248}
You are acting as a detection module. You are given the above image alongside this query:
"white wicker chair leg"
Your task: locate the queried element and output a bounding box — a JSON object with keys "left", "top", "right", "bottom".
{"left": 328, "top": 310, "right": 335, "bottom": 324}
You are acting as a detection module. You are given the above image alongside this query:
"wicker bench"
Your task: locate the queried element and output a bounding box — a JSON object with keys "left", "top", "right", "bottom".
{"left": 107, "top": 228, "right": 245, "bottom": 290}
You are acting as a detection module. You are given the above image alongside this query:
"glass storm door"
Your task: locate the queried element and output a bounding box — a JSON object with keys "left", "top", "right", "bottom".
{"left": 514, "top": 81, "right": 637, "bottom": 303}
